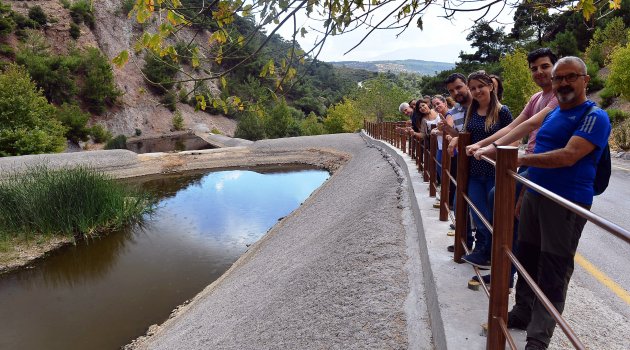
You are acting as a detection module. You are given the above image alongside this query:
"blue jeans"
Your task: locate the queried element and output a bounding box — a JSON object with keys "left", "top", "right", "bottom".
{"left": 468, "top": 175, "right": 496, "bottom": 256}
{"left": 436, "top": 149, "right": 442, "bottom": 184}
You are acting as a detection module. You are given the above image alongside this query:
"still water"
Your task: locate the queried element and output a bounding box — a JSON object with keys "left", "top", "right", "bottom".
{"left": 0, "top": 167, "right": 329, "bottom": 350}
{"left": 126, "top": 134, "right": 214, "bottom": 154}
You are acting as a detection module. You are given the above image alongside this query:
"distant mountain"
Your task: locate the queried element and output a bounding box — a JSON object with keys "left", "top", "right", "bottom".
{"left": 328, "top": 59, "right": 455, "bottom": 76}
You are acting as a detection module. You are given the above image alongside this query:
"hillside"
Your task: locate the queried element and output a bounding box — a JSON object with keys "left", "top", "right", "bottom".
{"left": 329, "top": 59, "right": 455, "bottom": 75}
{"left": 1, "top": 0, "right": 236, "bottom": 138}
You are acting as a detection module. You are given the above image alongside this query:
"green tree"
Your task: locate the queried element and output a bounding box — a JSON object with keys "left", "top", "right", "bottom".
{"left": 234, "top": 112, "right": 265, "bottom": 140}
{"left": 80, "top": 48, "right": 121, "bottom": 113}
{"left": 354, "top": 75, "right": 412, "bottom": 122}
{"left": 585, "top": 17, "right": 627, "bottom": 66}
{"left": 459, "top": 21, "right": 510, "bottom": 64}
{"left": 0, "top": 1, "right": 16, "bottom": 37}
{"left": 263, "top": 99, "right": 295, "bottom": 139}
{"left": 550, "top": 30, "right": 580, "bottom": 57}
{"left": 606, "top": 43, "right": 630, "bottom": 100}
{"left": 0, "top": 64, "right": 67, "bottom": 156}
{"left": 300, "top": 112, "right": 325, "bottom": 136}
{"left": 55, "top": 103, "right": 90, "bottom": 143}
{"left": 499, "top": 48, "right": 539, "bottom": 115}
{"left": 324, "top": 98, "right": 362, "bottom": 133}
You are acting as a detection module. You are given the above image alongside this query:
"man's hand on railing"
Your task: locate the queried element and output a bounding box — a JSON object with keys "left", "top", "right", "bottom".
{"left": 447, "top": 136, "right": 458, "bottom": 156}
{"left": 466, "top": 143, "right": 482, "bottom": 156}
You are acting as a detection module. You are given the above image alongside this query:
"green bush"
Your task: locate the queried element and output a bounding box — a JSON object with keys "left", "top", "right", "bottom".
{"left": 0, "top": 166, "right": 154, "bottom": 239}
{"left": 27, "top": 6, "right": 47, "bottom": 26}
{"left": 70, "top": 0, "right": 94, "bottom": 28}
{"left": 612, "top": 118, "right": 630, "bottom": 150}
{"left": 0, "top": 2, "right": 15, "bottom": 37}
{"left": 104, "top": 134, "right": 127, "bottom": 150}
{"left": 0, "top": 43, "right": 14, "bottom": 58}
{"left": 11, "top": 13, "right": 37, "bottom": 30}
{"left": 69, "top": 22, "right": 80, "bottom": 39}
{"left": 178, "top": 87, "right": 189, "bottom": 103}
{"left": 60, "top": 0, "right": 71, "bottom": 9}
{"left": 586, "top": 60, "right": 605, "bottom": 93}
{"left": 15, "top": 48, "right": 79, "bottom": 104}
{"left": 89, "top": 124, "right": 112, "bottom": 143}
{"left": 0, "top": 64, "right": 67, "bottom": 156}
{"left": 599, "top": 87, "right": 618, "bottom": 108}
{"left": 142, "top": 52, "right": 179, "bottom": 92}
{"left": 263, "top": 99, "right": 295, "bottom": 139}
{"left": 121, "top": 0, "right": 134, "bottom": 16}
{"left": 172, "top": 111, "right": 184, "bottom": 130}
{"left": 55, "top": 103, "right": 91, "bottom": 143}
{"left": 161, "top": 89, "right": 178, "bottom": 111}
{"left": 79, "top": 48, "right": 121, "bottom": 113}
{"left": 300, "top": 112, "right": 324, "bottom": 136}
{"left": 550, "top": 30, "right": 580, "bottom": 57}
{"left": 235, "top": 112, "right": 265, "bottom": 140}
{"left": 210, "top": 127, "right": 222, "bottom": 134}
{"left": 606, "top": 109, "right": 629, "bottom": 125}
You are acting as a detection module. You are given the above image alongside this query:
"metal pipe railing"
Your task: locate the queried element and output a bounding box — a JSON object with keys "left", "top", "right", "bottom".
{"left": 363, "top": 123, "right": 629, "bottom": 350}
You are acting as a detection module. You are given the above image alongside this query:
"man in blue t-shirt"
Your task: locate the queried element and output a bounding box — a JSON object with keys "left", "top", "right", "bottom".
{"left": 475, "top": 56, "right": 611, "bottom": 349}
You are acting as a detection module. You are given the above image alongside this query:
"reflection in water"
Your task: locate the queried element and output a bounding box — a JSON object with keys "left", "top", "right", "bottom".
{"left": 126, "top": 134, "right": 214, "bottom": 154}
{"left": 0, "top": 168, "right": 329, "bottom": 350}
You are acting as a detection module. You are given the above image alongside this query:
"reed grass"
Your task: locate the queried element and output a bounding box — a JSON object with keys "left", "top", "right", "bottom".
{"left": 0, "top": 166, "right": 155, "bottom": 240}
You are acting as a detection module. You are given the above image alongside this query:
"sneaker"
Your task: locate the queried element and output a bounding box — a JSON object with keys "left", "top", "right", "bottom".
{"left": 507, "top": 312, "right": 529, "bottom": 330}
{"left": 525, "top": 338, "right": 547, "bottom": 350}
{"left": 447, "top": 245, "right": 454, "bottom": 252}
{"left": 461, "top": 252, "right": 491, "bottom": 269}
{"left": 471, "top": 274, "right": 515, "bottom": 288}
{"left": 433, "top": 201, "right": 441, "bottom": 208}
{"left": 449, "top": 223, "right": 455, "bottom": 230}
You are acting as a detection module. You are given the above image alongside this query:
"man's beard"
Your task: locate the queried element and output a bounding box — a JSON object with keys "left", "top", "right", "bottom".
{"left": 455, "top": 93, "right": 469, "bottom": 104}
{"left": 556, "top": 87, "right": 576, "bottom": 104}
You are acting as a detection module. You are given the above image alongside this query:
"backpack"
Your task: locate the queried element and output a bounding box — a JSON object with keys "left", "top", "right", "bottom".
{"left": 581, "top": 106, "right": 611, "bottom": 196}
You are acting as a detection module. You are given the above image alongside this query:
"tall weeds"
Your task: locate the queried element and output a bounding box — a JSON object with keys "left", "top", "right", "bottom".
{"left": 0, "top": 166, "right": 155, "bottom": 240}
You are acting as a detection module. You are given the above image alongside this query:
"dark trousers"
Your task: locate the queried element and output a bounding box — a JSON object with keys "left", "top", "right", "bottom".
{"left": 511, "top": 191, "right": 589, "bottom": 346}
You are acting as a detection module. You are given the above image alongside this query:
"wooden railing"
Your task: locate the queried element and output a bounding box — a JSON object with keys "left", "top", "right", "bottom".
{"left": 363, "top": 119, "right": 630, "bottom": 349}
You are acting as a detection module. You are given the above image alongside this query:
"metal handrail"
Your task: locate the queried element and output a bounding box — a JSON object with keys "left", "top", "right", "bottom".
{"left": 363, "top": 124, "right": 629, "bottom": 349}
{"left": 509, "top": 171, "right": 630, "bottom": 244}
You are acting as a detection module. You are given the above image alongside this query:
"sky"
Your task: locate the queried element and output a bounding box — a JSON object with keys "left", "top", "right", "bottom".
{"left": 272, "top": 2, "right": 516, "bottom": 64}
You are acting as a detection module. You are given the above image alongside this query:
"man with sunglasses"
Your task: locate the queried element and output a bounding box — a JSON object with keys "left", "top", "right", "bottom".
{"left": 470, "top": 56, "right": 611, "bottom": 349}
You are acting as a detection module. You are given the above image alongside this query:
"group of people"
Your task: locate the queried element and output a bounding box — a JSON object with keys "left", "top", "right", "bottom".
{"left": 397, "top": 48, "right": 611, "bottom": 350}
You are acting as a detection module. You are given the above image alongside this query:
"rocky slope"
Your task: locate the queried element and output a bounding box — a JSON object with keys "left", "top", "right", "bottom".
{"left": 5, "top": 0, "right": 237, "bottom": 137}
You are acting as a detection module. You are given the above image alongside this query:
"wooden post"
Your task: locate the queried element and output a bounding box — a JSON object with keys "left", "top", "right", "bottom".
{"left": 429, "top": 131, "right": 437, "bottom": 197}
{"left": 487, "top": 146, "right": 518, "bottom": 350}
{"left": 454, "top": 132, "right": 470, "bottom": 263}
{"left": 439, "top": 131, "right": 452, "bottom": 221}
{"left": 402, "top": 131, "right": 407, "bottom": 153}
{"left": 423, "top": 135, "right": 429, "bottom": 182}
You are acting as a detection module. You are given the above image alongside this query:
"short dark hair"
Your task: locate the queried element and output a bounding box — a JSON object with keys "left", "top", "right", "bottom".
{"left": 445, "top": 73, "right": 467, "bottom": 86}
{"left": 527, "top": 48, "right": 558, "bottom": 66}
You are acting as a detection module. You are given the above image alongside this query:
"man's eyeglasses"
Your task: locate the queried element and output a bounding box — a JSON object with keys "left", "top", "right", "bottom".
{"left": 551, "top": 73, "right": 587, "bottom": 83}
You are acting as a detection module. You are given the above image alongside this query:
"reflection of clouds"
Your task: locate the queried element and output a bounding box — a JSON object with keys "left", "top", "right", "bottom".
{"left": 214, "top": 171, "right": 243, "bottom": 192}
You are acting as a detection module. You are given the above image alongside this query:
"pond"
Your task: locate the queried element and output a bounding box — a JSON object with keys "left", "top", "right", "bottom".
{"left": 0, "top": 166, "right": 329, "bottom": 350}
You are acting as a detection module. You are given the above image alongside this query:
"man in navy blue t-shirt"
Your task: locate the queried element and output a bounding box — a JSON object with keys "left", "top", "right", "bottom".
{"left": 501, "top": 57, "right": 611, "bottom": 349}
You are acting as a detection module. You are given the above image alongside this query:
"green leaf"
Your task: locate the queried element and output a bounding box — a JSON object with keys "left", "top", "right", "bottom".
{"left": 300, "top": 27, "right": 307, "bottom": 38}
{"left": 416, "top": 17, "right": 423, "bottom": 30}
{"left": 112, "top": 50, "right": 129, "bottom": 68}
{"left": 221, "top": 76, "right": 227, "bottom": 90}
{"left": 196, "top": 95, "right": 206, "bottom": 111}
{"left": 191, "top": 47, "right": 200, "bottom": 68}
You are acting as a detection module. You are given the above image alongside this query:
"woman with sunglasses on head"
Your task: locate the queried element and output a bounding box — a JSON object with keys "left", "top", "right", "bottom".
{"left": 460, "top": 71, "right": 513, "bottom": 269}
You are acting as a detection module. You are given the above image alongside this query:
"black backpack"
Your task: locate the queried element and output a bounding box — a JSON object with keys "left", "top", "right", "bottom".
{"left": 581, "top": 106, "right": 611, "bottom": 196}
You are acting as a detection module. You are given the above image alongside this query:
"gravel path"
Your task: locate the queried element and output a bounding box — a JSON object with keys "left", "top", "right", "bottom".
{"left": 126, "top": 133, "right": 433, "bottom": 349}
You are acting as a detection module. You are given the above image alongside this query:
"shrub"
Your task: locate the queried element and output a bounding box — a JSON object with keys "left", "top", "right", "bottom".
{"left": 263, "top": 99, "right": 294, "bottom": 139}
{"left": 55, "top": 103, "right": 91, "bottom": 143}
{"left": 0, "top": 64, "right": 66, "bottom": 156}
{"left": 161, "top": 89, "right": 178, "bottom": 111}
{"left": 172, "top": 111, "right": 184, "bottom": 130}
{"left": 60, "top": 0, "right": 71, "bottom": 9}
{"left": 121, "top": 0, "right": 134, "bottom": 16}
{"left": 12, "top": 13, "right": 38, "bottom": 30}
{"left": 0, "top": 43, "right": 14, "bottom": 58}
{"left": 178, "top": 88, "right": 189, "bottom": 103}
{"left": 300, "top": 112, "right": 324, "bottom": 136}
{"left": 27, "top": 6, "right": 47, "bottom": 26}
{"left": 15, "top": 47, "right": 79, "bottom": 104}
{"left": 210, "top": 127, "right": 222, "bottom": 134}
{"left": 612, "top": 118, "right": 630, "bottom": 150}
{"left": 104, "top": 134, "right": 127, "bottom": 150}
{"left": 89, "top": 124, "right": 112, "bottom": 143}
{"left": 70, "top": 0, "right": 94, "bottom": 28}
{"left": 585, "top": 17, "right": 627, "bottom": 67}
{"left": 79, "top": 48, "right": 121, "bottom": 113}
{"left": 0, "top": 166, "right": 154, "bottom": 239}
{"left": 550, "top": 30, "right": 580, "bottom": 57}
{"left": 0, "top": 1, "right": 15, "bottom": 37}
{"left": 599, "top": 87, "right": 618, "bottom": 109}
{"left": 142, "top": 52, "right": 179, "bottom": 92}
{"left": 69, "top": 22, "right": 80, "bottom": 39}
{"left": 606, "top": 109, "right": 629, "bottom": 125}
{"left": 235, "top": 112, "right": 265, "bottom": 140}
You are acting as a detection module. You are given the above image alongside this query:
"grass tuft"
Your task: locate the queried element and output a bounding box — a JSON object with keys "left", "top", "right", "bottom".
{"left": 0, "top": 166, "right": 155, "bottom": 240}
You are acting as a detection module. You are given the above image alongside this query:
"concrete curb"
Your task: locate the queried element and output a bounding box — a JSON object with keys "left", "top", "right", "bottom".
{"left": 362, "top": 130, "right": 496, "bottom": 350}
